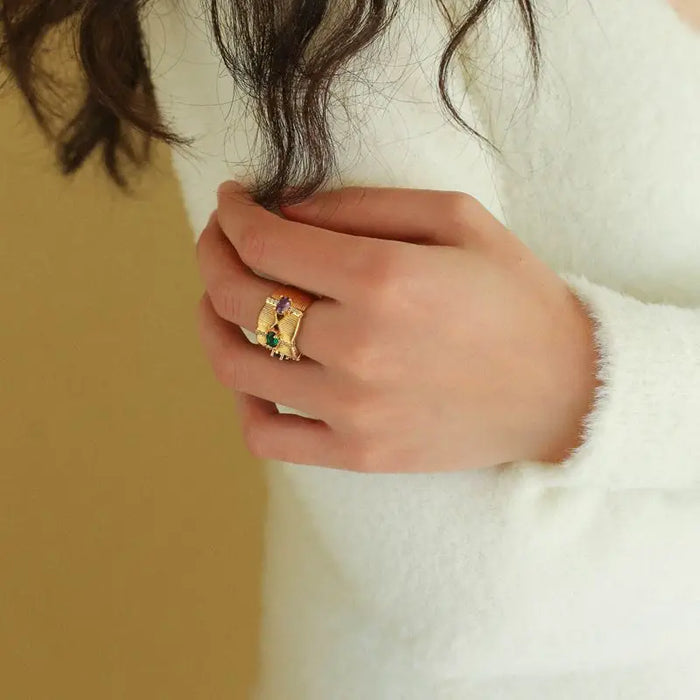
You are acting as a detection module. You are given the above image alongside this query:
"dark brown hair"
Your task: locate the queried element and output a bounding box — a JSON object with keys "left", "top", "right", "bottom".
{"left": 0, "top": 1, "right": 540, "bottom": 210}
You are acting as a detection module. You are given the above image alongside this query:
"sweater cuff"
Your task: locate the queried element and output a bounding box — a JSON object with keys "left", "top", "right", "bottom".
{"left": 515, "top": 271, "right": 700, "bottom": 490}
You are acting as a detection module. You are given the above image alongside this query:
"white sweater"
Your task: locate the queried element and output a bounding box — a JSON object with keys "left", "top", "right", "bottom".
{"left": 142, "top": 1, "right": 700, "bottom": 697}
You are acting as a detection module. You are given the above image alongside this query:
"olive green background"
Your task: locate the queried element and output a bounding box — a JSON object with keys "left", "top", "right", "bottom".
{"left": 0, "top": 77, "right": 264, "bottom": 698}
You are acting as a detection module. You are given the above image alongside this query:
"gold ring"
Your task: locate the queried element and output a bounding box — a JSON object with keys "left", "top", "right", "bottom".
{"left": 255, "top": 284, "right": 317, "bottom": 361}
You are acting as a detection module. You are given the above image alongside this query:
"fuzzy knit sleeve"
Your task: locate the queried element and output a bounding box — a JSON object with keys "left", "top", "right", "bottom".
{"left": 515, "top": 270, "right": 700, "bottom": 490}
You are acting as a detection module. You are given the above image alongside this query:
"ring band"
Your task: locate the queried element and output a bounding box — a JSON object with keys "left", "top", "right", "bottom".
{"left": 255, "top": 284, "right": 317, "bottom": 361}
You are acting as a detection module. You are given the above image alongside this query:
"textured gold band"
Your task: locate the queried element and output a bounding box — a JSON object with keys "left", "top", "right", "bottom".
{"left": 255, "top": 284, "right": 316, "bottom": 361}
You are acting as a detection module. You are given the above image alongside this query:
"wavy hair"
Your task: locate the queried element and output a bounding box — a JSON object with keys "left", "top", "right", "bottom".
{"left": 0, "top": 0, "right": 540, "bottom": 209}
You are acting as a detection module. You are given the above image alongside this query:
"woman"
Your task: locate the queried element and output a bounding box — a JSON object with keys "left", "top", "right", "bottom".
{"left": 3, "top": 0, "right": 699, "bottom": 696}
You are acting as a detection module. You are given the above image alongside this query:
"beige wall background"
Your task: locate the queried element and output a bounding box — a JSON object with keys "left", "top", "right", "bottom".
{"left": 0, "top": 75, "right": 264, "bottom": 698}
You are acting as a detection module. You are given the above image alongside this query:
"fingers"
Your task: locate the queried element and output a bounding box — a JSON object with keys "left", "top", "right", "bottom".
{"left": 215, "top": 181, "right": 393, "bottom": 303}
{"left": 197, "top": 292, "right": 339, "bottom": 421}
{"left": 196, "top": 211, "right": 274, "bottom": 330}
{"left": 199, "top": 292, "right": 362, "bottom": 469}
{"left": 280, "top": 185, "right": 492, "bottom": 246}
{"left": 196, "top": 210, "right": 348, "bottom": 367}
{"left": 233, "top": 390, "right": 355, "bottom": 469}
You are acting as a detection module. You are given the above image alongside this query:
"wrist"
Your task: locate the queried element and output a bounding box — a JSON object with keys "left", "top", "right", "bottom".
{"left": 531, "top": 290, "right": 602, "bottom": 465}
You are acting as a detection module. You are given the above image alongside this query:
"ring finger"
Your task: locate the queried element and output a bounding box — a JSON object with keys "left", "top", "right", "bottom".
{"left": 198, "top": 292, "right": 342, "bottom": 422}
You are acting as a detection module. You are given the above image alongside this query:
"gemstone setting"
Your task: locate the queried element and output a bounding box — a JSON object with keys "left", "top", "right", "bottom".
{"left": 275, "top": 296, "right": 292, "bottom": 315}
{"left": 265, "top": 331, "right": 280, "bottom": 348}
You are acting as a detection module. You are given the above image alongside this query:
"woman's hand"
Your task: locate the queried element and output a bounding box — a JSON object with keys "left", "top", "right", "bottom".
{"left": 195, "top": 182, "right": 599, "bottom": 472}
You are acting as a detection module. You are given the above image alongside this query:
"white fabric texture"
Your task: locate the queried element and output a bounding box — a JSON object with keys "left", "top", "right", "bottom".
{"left": 141, "top": 0, "right": 700, "bottom": 697}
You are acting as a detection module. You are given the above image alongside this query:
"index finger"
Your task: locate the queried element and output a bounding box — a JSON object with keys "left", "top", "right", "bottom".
{"left": 216, "top": 180, "right": 391, "bottom": 302}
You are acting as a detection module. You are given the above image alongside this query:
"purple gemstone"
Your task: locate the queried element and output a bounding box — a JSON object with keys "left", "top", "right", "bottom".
{"left": 275, "top": 296, "right": 292, "bottom": 314}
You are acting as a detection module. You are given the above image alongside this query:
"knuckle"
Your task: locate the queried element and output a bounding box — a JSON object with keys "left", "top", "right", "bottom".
{"left": 342, "top": 333, "right": 379, "bottom": 379}
{"left": 213, "top": 352, "right": 246, "bottom": 391}
{"left": 242, "top": 419, "right": 267, "bottom": 459}
{"left": 362, "top": 249, "right": 396, "bottom": 289}
{"left": 237, "top": 222, "right": 267, "bottom": 269}
{"left": 443, "top": 190, "right": 479, "bottom": 223}
{"left": 356, "top": 250, "right": 404, "bottom": 310}
{"left": 209, "top": 279, "right": 242, "bottom": 323}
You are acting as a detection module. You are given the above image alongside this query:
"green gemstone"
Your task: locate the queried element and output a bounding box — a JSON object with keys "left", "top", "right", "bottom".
{"left": 266, "top": 331, "right": 280, "bottom": 348}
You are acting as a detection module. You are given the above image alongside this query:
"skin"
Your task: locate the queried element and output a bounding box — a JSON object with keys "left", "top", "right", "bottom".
{"left": 669, "top": 0, "right": 700, "bottom": 30}
{"left": 196, "top": 181, "right": 600, "bottom": 473}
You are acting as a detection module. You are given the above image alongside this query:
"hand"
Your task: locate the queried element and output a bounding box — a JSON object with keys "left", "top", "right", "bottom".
{"left": 195, "top": 182, "right": 599, "bottom": 472}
